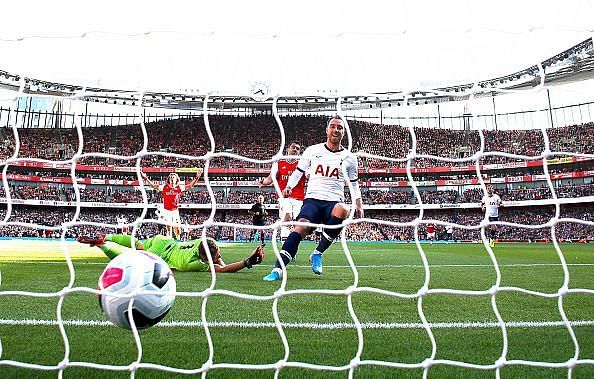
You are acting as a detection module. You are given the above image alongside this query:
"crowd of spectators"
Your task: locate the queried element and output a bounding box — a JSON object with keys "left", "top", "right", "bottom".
{"left": 226, "top": 191, "right": 276, "bottom": 204}
{"left": 366, "top": 183, "right": 594, "bottom": 205}
{"left": 2, "top": 116, "right": 592, "bottom": 243}
{"left": 2, "top": 206, "right": 590, "bottom": 242}
{"left": 14, "top": 185, "right": 63, "bottom": 201}
{"left": 368, "top": 190, "right": 411, "bottom": 204}
{"left": 460, "top": 184, "right": 594, "bottom": 203}
{"left": 5, "top": 117, "right": 592, "bottom": 170}
{"left": 5, "top": 181, "right": 594, "bottom": 207}
{"left": 417, "top": 189, "right": 458, "bottom": 204}
{"left": 548, "top": 122, "right": 594, "bottom": 155}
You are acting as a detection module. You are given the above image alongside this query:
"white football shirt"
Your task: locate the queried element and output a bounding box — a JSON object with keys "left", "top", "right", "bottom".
{"left": 482, "top": 193, "right": 502, "bottom": 217}
{"left": 295, "top": 143, "right": 359, "bottom": 202}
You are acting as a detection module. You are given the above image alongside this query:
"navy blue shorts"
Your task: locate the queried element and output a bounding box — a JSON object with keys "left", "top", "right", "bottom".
{"left": 488, "top": 216, "right": 499, "bottom": 222}
{"left": 296, "top": 198, "right": 340, "bottom": 225}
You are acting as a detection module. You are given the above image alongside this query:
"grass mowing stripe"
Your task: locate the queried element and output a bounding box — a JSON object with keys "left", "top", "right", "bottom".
{"left": 1, "top": 318, "right": 593, "bottom": 329}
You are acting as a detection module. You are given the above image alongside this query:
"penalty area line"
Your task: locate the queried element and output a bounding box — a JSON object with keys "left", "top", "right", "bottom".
{"left": 0, "top": 318, "right": 593, "bottom": 329}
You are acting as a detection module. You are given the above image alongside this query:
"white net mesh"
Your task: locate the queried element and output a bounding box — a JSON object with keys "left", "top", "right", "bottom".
{"left": 1, "top": 7, "right": 594, "bottom": 377}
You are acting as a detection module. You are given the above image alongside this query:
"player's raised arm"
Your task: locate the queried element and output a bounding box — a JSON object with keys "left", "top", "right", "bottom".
{"left": 184, "top": 168, "right": 204, "bottom": 191}
{"left": 140, "top": 171, "right": 161, "bottom": 191}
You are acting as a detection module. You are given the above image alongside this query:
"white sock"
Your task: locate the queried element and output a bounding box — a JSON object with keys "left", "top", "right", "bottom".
{"left": 271, "top": 268, "right": 282, "bottom": 277}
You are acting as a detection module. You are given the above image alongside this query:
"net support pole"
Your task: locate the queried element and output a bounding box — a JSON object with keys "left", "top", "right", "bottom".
{"left": 492, "top": 97, "right": 498, "bottom": 131}
{"left": 546, "top": 88, "right": 555, "bottom": 128}
{"left": 437, "top": 104, "right": 441, "bottom": 129}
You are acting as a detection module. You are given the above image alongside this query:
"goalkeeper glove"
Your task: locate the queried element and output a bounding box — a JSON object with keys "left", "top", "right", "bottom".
{"left": 243, "top": 246, "right": 264, "bottom": 268}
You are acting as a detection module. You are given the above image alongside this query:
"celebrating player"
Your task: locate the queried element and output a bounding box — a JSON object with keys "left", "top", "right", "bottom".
{"left": 78, "top": 234, "right": 263, "bottom": 273}
{"left": 426, "top": 222, "right": 436, "bottom": 245}
{"left": 263, "top": 116, "right": 364, "bottom": 281}
{"left": 141, "top": 169, "right": 203, "bottom": 240}
{"left": 481, "top": 184, "right": 503, "bottom": 247}
{"left": 259, "top": 141, "right": 305, "bottom": 240}
{"left": 248, "top": 194, "right": 268, "bottom": 245}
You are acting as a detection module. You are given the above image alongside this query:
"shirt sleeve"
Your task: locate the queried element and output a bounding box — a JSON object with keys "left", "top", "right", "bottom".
{"left": 270, "top": 161, "right": 279, "bottom": 179}
{"left": 345, "top": 154, "right": 359, "bottom": 182}
{"left": 296, "top": 146, "right": 312, "bottom": 173}
{"left": 286, "top": 147, "right": 310, "bottom": 189}
{"left": 345, "top": 154, "right": 362, "bottom": 200}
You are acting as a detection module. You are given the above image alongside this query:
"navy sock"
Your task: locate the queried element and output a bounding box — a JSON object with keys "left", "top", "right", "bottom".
{"left": 315, "top": 216, "right": 343, "bottom": 254}
{"left": 274, "top": 231, "right": 302, "bottom": 269}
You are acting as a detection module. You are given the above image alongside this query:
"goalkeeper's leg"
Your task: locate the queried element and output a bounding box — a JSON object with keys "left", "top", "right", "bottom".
{"left": 78, "top": 234, "right": 132, "bottom": 260}
{"left": 104, "top": 234, "right": 141, "bottom": 249}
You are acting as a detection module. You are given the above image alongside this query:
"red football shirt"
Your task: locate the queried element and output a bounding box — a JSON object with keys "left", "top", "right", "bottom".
{"left": 277, "top": 159, "right": 305, "bottom": 200}
{"left": 427, "top": 224, "right": 435, "bottom": 234}
{"left": 162, "top": 183, "right": 183, "bottom": 211}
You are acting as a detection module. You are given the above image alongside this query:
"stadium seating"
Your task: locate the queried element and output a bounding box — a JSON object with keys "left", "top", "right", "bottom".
{"left": 1, "top": 117, "right": 592, "bottom": 243}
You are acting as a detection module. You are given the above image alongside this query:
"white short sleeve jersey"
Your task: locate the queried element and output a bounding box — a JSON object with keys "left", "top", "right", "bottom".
{"left": 297, "top": 143, "right": 358, "bottom": 202}
{"left": 482, "top": 193, "right": 502, "bottom": 217}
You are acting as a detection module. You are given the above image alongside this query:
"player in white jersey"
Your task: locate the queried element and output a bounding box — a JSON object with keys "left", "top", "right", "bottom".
{"left": 481, "top": 184, "right": 503, "bottom": 248}
{"left": 263, "top": 116, "right": 364, "bottom": 281}
{"left": 446, "top": 224, "right": 454, "bottom": 244}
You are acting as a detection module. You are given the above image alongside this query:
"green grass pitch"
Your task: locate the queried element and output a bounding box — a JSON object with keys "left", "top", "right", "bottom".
{"left": 0, "top": 239, "right": 593, "bottom": 378}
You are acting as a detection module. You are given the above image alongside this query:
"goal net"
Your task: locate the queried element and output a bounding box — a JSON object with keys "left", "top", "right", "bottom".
{"left": 1, "top": 3, "right": 594, "bottom": 378}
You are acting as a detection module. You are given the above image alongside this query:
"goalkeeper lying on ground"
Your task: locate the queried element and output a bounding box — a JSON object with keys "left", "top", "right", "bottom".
{"left": 78, "top": 234, "right": 263, "bottom": 273}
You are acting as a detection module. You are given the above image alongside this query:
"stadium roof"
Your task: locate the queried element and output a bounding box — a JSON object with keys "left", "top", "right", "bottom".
{"left": 0, "top": 0, "right": 592, "bottom": 108}
{"left": 0, "top": 38, "right": 592, "bottom": 113}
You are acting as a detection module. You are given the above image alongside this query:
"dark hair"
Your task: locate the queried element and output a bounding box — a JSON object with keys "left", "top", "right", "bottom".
{"left": 326, "top": 115, "right": 343, "bottom": 128}
{"left": 198, "top": 238, "right": 219, "bottom": 260}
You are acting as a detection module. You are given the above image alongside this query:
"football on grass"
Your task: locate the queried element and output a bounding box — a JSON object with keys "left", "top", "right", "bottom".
{"left": 98, "top": 251, "right": 176, "bottom": 329}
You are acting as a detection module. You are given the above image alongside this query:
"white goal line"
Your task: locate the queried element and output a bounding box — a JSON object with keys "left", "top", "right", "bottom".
{"left": 294, "top": 263, "right": 594, "bottom": 268}
{"left": 1, "top": 318, "right": 592, "bottom": 330}
{"left": 2, "top": 261, "right": 593, "bottom": 268}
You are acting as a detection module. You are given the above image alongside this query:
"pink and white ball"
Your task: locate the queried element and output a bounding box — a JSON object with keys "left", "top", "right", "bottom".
{"left": 98, "top": 251, "right": 176, "bottom": 329}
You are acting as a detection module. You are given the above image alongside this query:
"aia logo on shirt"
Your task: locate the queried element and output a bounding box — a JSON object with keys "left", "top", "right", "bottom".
{"left": 314, "top": 164, "right": 339, "bottom": 179}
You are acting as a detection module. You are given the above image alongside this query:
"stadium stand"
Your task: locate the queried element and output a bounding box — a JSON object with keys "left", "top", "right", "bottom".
{"left": 1, "top": 117, "right": 592, "bottom": 243}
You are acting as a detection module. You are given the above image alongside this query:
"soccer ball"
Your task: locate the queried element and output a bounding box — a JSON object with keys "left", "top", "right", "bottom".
{"left": 98, "top": 251, "right": 176, "bottom": 330}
